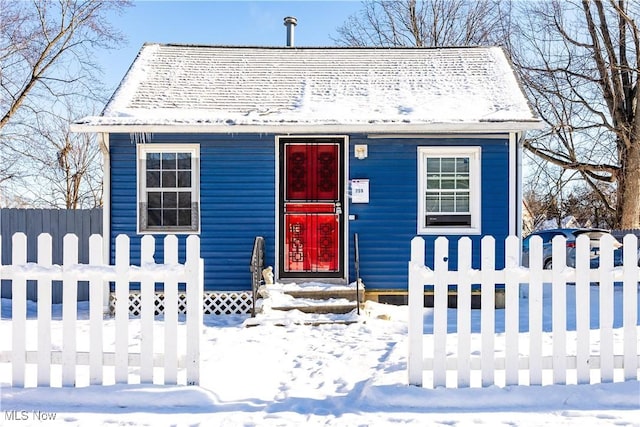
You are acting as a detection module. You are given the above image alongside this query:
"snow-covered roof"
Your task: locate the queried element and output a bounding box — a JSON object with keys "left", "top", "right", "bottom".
{"left": 74, "top": 44, "right": 541, "bottom": 133}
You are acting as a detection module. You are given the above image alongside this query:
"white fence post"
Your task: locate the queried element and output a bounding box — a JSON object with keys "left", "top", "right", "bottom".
{"left": 62, "top": 233, "right": 78, "bottom": 387}
{"left": 140, "top": 235, "right": 155, "bottom": 384}
{"left": 622, "top": 234, "right": 638, "bottom": 380}
{"left": 504, "top": 235, "right": 520, "bottom": 386}
{"left": 89, "top": 234, "right": 104, "bottom": 385}
{"left": 599, "top": 233, "right": 615, "bottom": 383}
{"left": 11, "top": 233, "right": 27, "bottom": 388}
{"left": 164, "top": 235, "right": 179, "bottom": 385}
{"left": 456, "top": 237, "right": 472, "bottom": 388}
{"left": 37, "top": 233, "right": 53, "bottom": 387}
{"left": 551, "top": 235, "right": 567, "bottom": 385}
{"left": 185, "top": 235, "right": 203, "bottom": 386}
{"left": 575, "top": 234, "right": 591, "bottom": 384}
{"left": 114, "top": 234, "right": 130, "bottom": 384}
{"left": 408, "top": 236, "right": 425, "bottom": 387}
{"left": 480, "top": 236, "right": 496, "bottom": 387}
{"left": 433, "top": 236, "right": 449, "bottom": 388}
{"left": 528, "top": 235, "right": 544, "bottom": 386}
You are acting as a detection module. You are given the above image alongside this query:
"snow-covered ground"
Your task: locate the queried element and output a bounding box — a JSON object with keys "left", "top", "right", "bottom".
{"left": 1, "top": 285, "right": 639, "bottom": 426}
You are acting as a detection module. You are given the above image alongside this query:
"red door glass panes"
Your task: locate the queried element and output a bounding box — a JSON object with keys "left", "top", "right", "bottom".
{"left": 285, "top": 210, "right": 338, "bottom": 272}
{"left": 285, "top": 144, "right": 338, "bottom": 201}
{"left": 284, "top": 143, "right": 340, "bottom": 273}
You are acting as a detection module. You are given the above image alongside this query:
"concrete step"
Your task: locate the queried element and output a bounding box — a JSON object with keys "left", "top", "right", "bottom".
{"left": 244, "top": 314, "right": 360, "bottom": 327}
{"left": 269, "top": 302, "right": 358, "bottom": 315}
{"left": 258, "top": 293, "right": 360, "bottom": 313}
{"left": 253, "top": 281, "right": 364, "bottom": 321}
{"left": 258, "top": 282, "right": 364, "bottom": 300}
{"left": 278, "top": 288, "right": 365, "bottom": 302}
{"left": 244, "top": 306, "right": 360, "bottom": 327}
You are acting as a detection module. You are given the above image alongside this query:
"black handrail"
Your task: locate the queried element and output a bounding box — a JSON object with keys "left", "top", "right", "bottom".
{"left": 354, "top": 233, "right": 361, "bottom": 315}
{"left": 249, "top": 236, "right": 265, "bottom": 317}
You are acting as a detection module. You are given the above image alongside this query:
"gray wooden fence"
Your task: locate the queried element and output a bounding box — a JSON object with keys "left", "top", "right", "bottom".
{"left": 1, "top": 209, "right": 103, "bottom": 302}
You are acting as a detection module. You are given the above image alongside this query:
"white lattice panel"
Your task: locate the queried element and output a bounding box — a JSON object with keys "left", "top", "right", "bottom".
{"left": 204, "top": 292, "right": 252, "bottom": 315}
{"left": 110, "top": 291, "right": 252, "bottom": 315}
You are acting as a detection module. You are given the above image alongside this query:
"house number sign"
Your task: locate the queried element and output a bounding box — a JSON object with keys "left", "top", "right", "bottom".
{"left": 351, "top": 179, "right": 370, "bottom": 203}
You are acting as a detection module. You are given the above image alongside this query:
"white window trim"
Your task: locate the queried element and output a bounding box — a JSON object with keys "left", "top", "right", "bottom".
{"left": 417, "top": 146, "right": 481, "bottom": 235}
{"left": 137, "top": 143, "right": 201, "bottom": 234}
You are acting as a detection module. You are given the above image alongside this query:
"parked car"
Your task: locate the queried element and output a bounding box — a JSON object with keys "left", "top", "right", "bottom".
{"left": 521, "top": 228, "right": 624, "bottom": 269}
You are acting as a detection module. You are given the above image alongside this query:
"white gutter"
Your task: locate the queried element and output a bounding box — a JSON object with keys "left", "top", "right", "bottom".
{"left": 70, "top": 121, "right": 545, "bottom": 135}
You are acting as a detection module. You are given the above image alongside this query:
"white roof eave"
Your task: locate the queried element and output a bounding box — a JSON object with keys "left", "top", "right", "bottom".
{"left": 71, "top": 120, "right": 545, "bottom": 135}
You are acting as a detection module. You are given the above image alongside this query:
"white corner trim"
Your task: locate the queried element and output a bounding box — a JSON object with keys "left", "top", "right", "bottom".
{"left": 100, "top": 132, "right": 111, "bottom": 316}
{"left": 100, "top": 132, "right": 111, "bottom": 265}
{"left": 509, "top": 132, "right": 517, "bottom": 236}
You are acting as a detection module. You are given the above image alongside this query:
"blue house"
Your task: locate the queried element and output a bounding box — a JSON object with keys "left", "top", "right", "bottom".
{"left": 73, "top": 43, "right": 541, "bottom": 309}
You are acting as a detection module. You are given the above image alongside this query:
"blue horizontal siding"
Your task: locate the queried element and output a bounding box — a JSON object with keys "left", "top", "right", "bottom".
{"left": 109, "top": 133, "right": 275, "bottom": 291}
{"left": 109, "top": 132, "right": 513, "bottom": 292}
{"left": 348, "top": 135, "right": 511, "bottom": 291}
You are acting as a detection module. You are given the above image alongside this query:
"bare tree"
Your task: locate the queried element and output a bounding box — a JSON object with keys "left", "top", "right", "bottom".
{"left": 0, "top": 0, "right": 129, "bottom": 206}
{"left": 564, "top": 183, "right": 617, "bottom": 229}
{"left": 333, "top": 0, "right": 503, "bottom": 47}
{"left": 8, "top": 99, "right": 103, "bottom": 208}
{"left": 522, "top": 152, "right": 584, "bottom": 231}
{"left": 523, "top": 160, "right": 617, "bottom": 233}
{"left": 505, "top": 0, "right": 640, "bottom": 229}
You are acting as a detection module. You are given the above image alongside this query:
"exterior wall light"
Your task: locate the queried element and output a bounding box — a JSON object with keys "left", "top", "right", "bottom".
{"left": 355, "top": 144, "right": 368, "bottom": 159}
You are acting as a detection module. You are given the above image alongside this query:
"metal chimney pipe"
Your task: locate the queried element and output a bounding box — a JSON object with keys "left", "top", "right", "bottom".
{"left": 284, "top": 16, "right": 297, "bottom": 47}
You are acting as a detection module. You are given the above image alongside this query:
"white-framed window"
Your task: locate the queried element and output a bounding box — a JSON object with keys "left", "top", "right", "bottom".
{"left": 417, "top": 146, "right": 481, "bottom": 234}
{"left": 137, "top": 144, "right": 200, "bottom": 234}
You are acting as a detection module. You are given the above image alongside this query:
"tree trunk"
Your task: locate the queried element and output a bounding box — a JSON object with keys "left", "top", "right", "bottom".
{"left": 618, "top": 141, "right": 640, "bottom": 229}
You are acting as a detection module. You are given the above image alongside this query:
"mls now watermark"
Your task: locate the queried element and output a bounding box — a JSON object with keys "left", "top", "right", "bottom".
{"left": 4, "top": 410, "right": 58, "bottom": 422}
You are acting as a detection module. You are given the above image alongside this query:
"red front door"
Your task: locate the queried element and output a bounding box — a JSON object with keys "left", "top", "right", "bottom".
{"left": 279, "top": 138, "right": 344, "bottom": 278}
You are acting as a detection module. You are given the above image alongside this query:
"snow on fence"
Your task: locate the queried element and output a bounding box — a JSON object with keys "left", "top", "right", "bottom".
{"left": 0, "top": 233, "right": 203, "bottom": 388}
{"left": 408, "top": 234, "right": 640, "bottom": 389}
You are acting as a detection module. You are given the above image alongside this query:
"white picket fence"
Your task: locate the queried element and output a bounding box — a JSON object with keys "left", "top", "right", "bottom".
{"left": 0, "top": 233, "right": 203, "bottom": 388}
{"left": 408, "top": 234, "right": 640, "bottom": 388}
